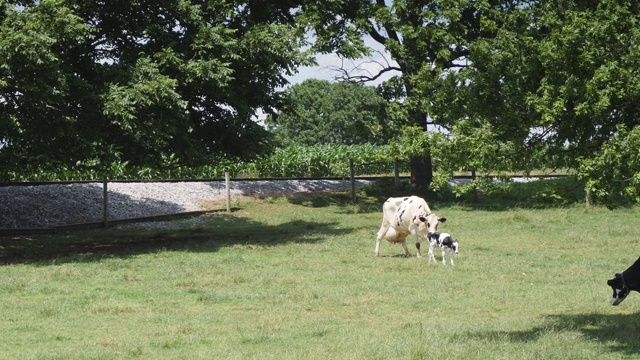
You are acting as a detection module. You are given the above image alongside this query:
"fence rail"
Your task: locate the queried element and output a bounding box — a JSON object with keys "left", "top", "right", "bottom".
{"left": 0, "top": 165, "right": 394, "bottom": 234}
{"left": 0, "top": 159, "right": 571, "bottom": 235}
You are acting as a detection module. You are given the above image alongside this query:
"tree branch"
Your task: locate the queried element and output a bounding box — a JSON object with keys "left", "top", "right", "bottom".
{"left": 327, "top": 51, "right": 402, "bottom": 83}
{"left": 374, "top": 0, "right": 400, "bottom": 44}
{"left": 333, "top": 65, "right": 402, "bottom": 83}
{"left": 367, "top": 20, "right": 388, "bottom": 45}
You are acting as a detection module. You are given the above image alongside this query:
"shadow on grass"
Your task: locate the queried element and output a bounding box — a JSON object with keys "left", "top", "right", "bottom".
{"left": 0, "top": 176, "right": 593, "bottom": 265}
{"left": 281, "top": 179, "right": 424, "bottom": 215}
{"left": 430, "top": 176, "right": 588, "bottom": 211}
{"left": 466, "top": 312, "right": 640, "bottom": 356}
{"left": 0, "top": 213, "right": 351, "bottom": 265}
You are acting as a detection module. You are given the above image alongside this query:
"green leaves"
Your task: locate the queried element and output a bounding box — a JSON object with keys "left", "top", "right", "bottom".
{"left": 1, "top": 0, "right": 310, "bottom": 179}
{"left": 1, "top": 144, "right": 402, "bottom": 181}
{"left": 531, "top": 0, "right": 640, "bottom": 152}
{"left": 266, "top": 79, "right": 396, "bottom": 146}
{"left": 252, "top": 144, "right": 396, "bottom": 178}
{"left": 0, "top": 0, "right": 95, "bottom": 173}
{"left": 102, "top": 57, "right": 188, "bottom": 165}
{"left": 579, "top": 125, "right": 640, "bottom": 207}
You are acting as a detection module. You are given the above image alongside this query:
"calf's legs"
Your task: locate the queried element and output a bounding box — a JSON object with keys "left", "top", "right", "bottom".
{"left": 427, "top": 242, "right": 437, "bottom": 263}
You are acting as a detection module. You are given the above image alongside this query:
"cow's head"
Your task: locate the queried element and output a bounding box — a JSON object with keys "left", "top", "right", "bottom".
{"left": 608, "top": 273, "right": 630, "bottom": 306}
{"left": 420, "top": 213, "right": 446, "bottom": 234}
{"left": 450, "top": 239, "right": 459, "bottom": 254}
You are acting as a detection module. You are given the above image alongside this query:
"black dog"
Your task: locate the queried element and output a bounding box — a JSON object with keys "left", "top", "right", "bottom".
{"left": 608, "top": 257, "right": 640, "bottom": 306}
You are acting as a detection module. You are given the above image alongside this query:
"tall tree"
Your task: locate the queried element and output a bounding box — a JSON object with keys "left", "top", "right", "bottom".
{"left": 265, "top": 79, "right": 397, "bottom": 146}
{"left": 299, "top": 0, "right": 519, "bottom": 188}
{"left": 428, "top": 0, "right": 543, "bottom": 174}
{"left": 531, "top": 0, "right": 640, "bottom": 162}
{"left": 432, "top": 0, "right": 640, "bottom": 174}
{"left": 0, "top": 0, "right": 310, "bottom": 179}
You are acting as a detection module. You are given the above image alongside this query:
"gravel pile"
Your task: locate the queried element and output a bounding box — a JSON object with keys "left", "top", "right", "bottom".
{"left": 0, "top": 179, "right": 374, "bottom": 229}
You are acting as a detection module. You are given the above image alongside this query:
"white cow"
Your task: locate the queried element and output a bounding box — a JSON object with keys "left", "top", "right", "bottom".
{"left": 375, "top": 196, "right": 447, "bottom": 257}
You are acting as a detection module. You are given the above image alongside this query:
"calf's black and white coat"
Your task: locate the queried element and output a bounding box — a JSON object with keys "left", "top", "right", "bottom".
{"left": 607, "top": 257, "right": 640, "bottom": 306}
{"left": 427, "top": 232, "right": 459, "bottom": 265}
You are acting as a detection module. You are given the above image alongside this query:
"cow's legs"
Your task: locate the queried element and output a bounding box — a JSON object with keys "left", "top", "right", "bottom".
{"left": 374, "top": 234, "right": 382, "bottom": 257}
{"left": 400, "top": 241, "right": 411, "bottom": 257}
{"left": 447, "top": 249, "right": 455, "bottom": 265}
{"left": 440, "top": 247, "right": 447, "bottom": 265}
{"left": 414, "top": 233, "right": 422, "bottom": 258}
{"left": 375, "top": 222, "right": 390, "bottom": 257}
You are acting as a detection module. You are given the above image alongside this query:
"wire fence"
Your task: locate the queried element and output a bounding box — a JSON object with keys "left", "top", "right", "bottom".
{"left": 0, "top": 160, "right": 402, "bottom": 234}
{"left": 0, "top": 159, "right": 570, "bottom": 235}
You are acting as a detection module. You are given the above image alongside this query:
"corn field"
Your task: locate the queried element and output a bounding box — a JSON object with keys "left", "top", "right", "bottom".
{"left": 2, "top": 145, "right": 408, "bottom": 182}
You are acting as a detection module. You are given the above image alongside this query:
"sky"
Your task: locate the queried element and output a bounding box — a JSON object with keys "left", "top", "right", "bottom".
{"left": 279, "top": 42, "right": 447, "bottom": 134}
{"left": 284, "top": 37, "right": 400, "bottom": 86}
{"left": 255, "top": 39, "right": 399, "bottom": 122}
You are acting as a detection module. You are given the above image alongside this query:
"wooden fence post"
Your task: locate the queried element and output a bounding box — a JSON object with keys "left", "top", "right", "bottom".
{"left": 585, "top": 188, "right": 591, "bottom": 208}
{"left": 471, "top": 168, "right": 478, "bottom": 202}
{"left": 349, "top": 159, "right": 356, "bottom": 203}
{"left": 394, "top": 159, "right": 400, "bottom": 188}
{"left": 103, "top": 178, "right": 109, "bottom": 227}
{"left": 225, "top": 172, "right": 232, "bottom": 212}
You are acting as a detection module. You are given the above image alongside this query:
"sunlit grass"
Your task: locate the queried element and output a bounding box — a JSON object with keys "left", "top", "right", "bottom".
{"left": 1, "top": 183, "right": 639, "bottom": 359}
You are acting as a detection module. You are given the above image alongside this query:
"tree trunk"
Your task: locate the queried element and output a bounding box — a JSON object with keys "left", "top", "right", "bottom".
{"left": 410, "top": 154, "right": 433, "bottom": 190}
{"left": 408, "top": 110, "right": 433, "bottom": 189}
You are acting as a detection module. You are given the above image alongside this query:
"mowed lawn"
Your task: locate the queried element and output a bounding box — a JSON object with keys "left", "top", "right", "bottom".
{"left": 1, "top": 189, "right": 640, "bottom": 359}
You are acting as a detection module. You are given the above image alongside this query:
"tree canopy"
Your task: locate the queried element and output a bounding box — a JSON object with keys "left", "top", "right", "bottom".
{"left": 298, "top": 0, "right": 640, "bottom": 193}
{"left": 0, "top": 0, "right": 310, "bottom": 178}
{"left": 298, "top": 0, "right": 523, "bottom": 188}
{"left": 431, "top": 0, "right": 640, "bottom": 169}
{"left": 265, "top": 79, "right": 399, "bottom": 146}
{"left": 579, "top": 125, "right": 640, "bottom": 207}
{"left": 3, "top": 0, "right": 640, "bottom": 205}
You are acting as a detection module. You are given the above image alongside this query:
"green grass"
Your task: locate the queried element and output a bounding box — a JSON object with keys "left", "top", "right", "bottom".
{"left": 1, "top": 182, "right": 640, "bottom": 359}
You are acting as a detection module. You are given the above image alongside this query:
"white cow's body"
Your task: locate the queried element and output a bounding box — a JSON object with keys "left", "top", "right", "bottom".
{"left": 375, "top": 196, "right": 446, "bottom": 257}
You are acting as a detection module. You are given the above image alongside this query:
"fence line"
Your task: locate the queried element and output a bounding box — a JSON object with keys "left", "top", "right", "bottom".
{"left": 0, "top": 171, "right": 373, "bottom": 235}
{"left": 0, "top": 159, "right": 571, "bottom": 235}
{"left": 103, "top": 178, "right": 108, "bottom": 227}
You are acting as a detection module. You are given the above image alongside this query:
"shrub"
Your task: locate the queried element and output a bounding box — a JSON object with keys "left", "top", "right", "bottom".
{"left": 578, "top": 125, "right": 640, "bottom": 207}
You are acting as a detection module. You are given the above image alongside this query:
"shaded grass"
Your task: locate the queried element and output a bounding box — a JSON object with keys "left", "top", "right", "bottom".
{"left": 1, "top": 180, "right": 640, "bottom": 359}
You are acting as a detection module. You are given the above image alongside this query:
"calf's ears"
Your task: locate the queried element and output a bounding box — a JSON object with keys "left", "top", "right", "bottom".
{"left": 438, "top": 217, "right": 447, "bottom": 223}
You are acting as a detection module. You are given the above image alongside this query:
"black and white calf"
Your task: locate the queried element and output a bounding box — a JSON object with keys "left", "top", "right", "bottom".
{"left": 607, "top": 257, "right": 640, "bottom": 306}
{"left": 426, "top": 232, "right": 459, "bottom": 265}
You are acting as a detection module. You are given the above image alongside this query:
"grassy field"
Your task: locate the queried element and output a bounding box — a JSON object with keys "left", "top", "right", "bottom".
{"left": 1, "top": 181, "right": 640, "bottom": 359}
